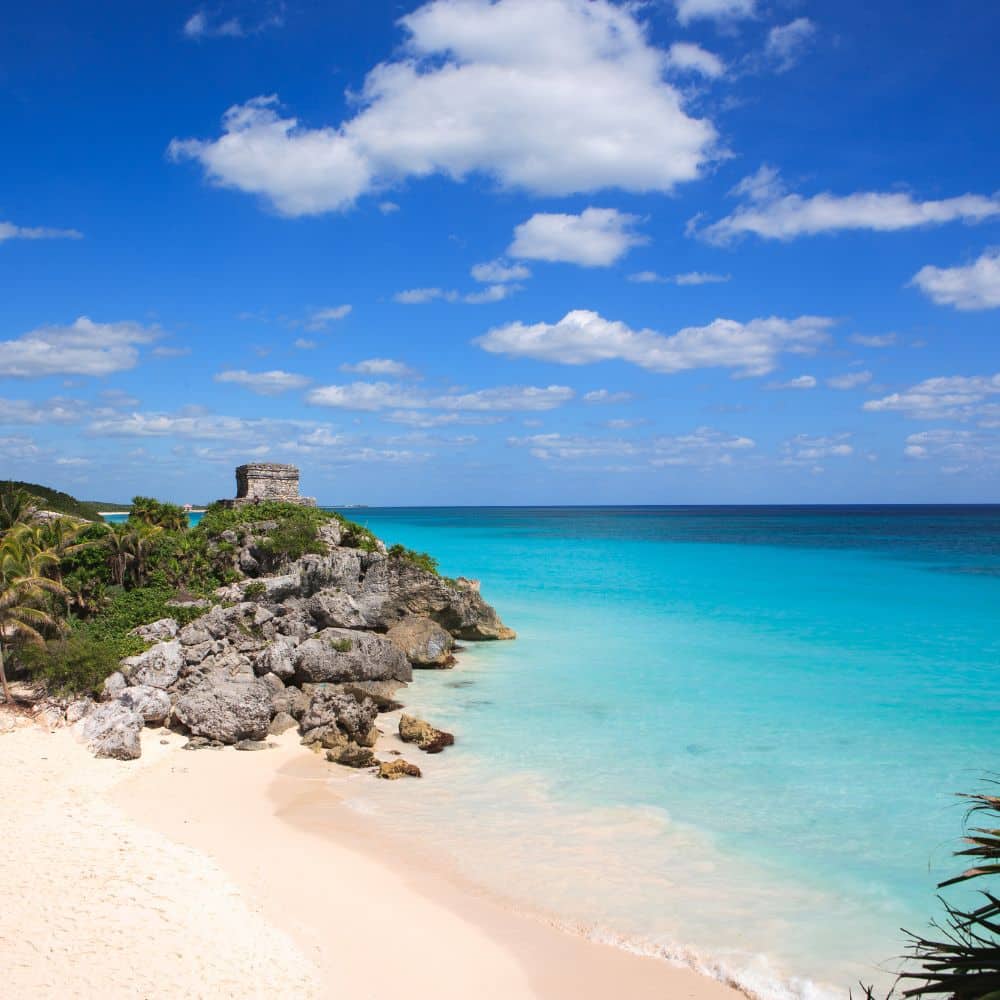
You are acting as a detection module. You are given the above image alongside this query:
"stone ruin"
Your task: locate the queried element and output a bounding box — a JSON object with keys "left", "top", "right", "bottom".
{"left": 217, "top": 463, "right": 317, "bottom": 508}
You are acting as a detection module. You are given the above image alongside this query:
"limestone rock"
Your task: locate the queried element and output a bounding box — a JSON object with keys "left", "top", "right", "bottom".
{"left": 235, "top": 739, "right": 273, "bottom": 751}
{"left": 101, "top": 671, "right": 128, "bottom": 702}
{"left": 386, "top": 615, "right": 455, "bottom": 667}
{"left": 338, "top": 680, "right": 407, "bottom": 712}
{"left": 377, "top": 759, "right": 422, "bottom": 780}
{"left": 398, "top": 714, "right": 455, "bottom": 754}
{"left": 174, "top": 677, "right": 272, "bottom": 744}
{"left": 300, "top": 688, "right": 378, "bottom": 744}
{"left": 268, "top": 711, "right": 298, "bottom": 735}
{"left": 117, "top": 685, "right": 171, "bottom": 725}
{"left": 253, "top": 635, "right": 299, "bottom": 680}
{"left": 120, "top": 640, "right": 184, "bottom": 689}
{"left": 76, "top": 702, "right": 144, "bottom": 761}
{"left": 65, "top": 698, "right": 94, "bottom": 725}
{"left": 326, "top": 744, "right": 375, "bottom": 768}
{"left": 293, "top": 629, "right": 412, "bottom": 685}
{"left": 129, "top": 618, "right": 179, "bottom": 643}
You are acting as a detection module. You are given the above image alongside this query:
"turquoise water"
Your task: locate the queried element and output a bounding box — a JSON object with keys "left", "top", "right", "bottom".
{"left": 323, "top": 506, "right": 1000, "bottom": 998}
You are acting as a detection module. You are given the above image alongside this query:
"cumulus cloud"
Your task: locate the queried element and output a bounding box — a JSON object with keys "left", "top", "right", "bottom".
{"left": 308, "top": 381, "right": 573, "bottom": 412}
{"left": 379, "top": 201, "right": 400, "bottom": 214}
{"left": 666, "top": 42, "right": 725, "bottom": 79}
{"left": 169, "top": 0, "right": 717, "bottom": 215}
{"left": 340, "top": 358, "right": 418, "bottom": 378}
{"left": 673, "top": 0, "right": 756, "bottom": 25}
{"left": 768, "top": 375, "right": 817, "bottom": 390}
{"left": 214, "top": 369, "right": 311, "bottom": 395}
{"left": 910, "top": 248, "right": 1000, "bottom": 311}
{"left": 471, "top": 259, "right": 531, "bottom": 283}
{"left": 628, "top": 269, "right": 730, "bottom": 285}
{"left": 88, "top": 411, "right": 312, "bottom": 441}
{"left": 384, "top": 411, "right": 505, "bottom": 427}
{"left": 781, "top": 433, "right": 853, "bottom": 466}
{"left": 765, "top": 18, "right": 816, "bottom": 72}
{"left": 694, "top": 166, "right": 1000, "bottom": 244}
{"left": 864, "top": 374, "right": 1000, "bottom": 424}
{"left": 394, "top": 284, "right": 519, "bottom": 305}
{"left": 508, "top": 432, "right": 641, "bottom": 461}
{"left": 304, "top": 304, "right": 352, "bottom": 331}
{"left": 0, "top": 435, "right": 42, "bottom": 460}
{"left": 477, "top": 309, "right": 833, "bottom": 377}
{"left": 650, "top": 427, "right": 754, "bottom": 467}
{"left": 0, "top": 221, "right": 82, "bottom": 243}
{"left": 508, "top": 208, "right": 646, "bottom": 267}
{"left": 0, "top": 396, "right": 92, "bottom": 425}
{"left": 827, "top": 370, "right": 873, "bottom": 390}
{"left": 0, "top": 317, "right": 157, "bottom": 377}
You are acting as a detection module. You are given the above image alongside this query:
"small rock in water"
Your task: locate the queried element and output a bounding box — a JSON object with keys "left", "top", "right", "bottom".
{"left": 326, "top": 744, "right": 376, "bottom": 768}
{"left": 398, "top": 713, "right": 455, "bottom": 754}
{"left": 377, "top": 759, "right": 422, "bottom": 780}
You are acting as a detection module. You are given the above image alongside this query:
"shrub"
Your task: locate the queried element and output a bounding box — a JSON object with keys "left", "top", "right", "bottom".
{"left": 331, "top": 512, "right": 380, "bottom": 552}
{"left": 330, "top": 637, "right": 353, "bottom": 653}
{"left": 387, "top": 544, "right": 439, "bottom": 576}
{"left": 19, "top": 633, "right": 121, "bottom": 697}
{"left": 243, "top": 581, "right": 267, "bottom": 599}
{"left": 258, "top": 516, "right": 326, "bottom": 566}
{"left": 129, "top": 496, "right": 188, "bottom": 532}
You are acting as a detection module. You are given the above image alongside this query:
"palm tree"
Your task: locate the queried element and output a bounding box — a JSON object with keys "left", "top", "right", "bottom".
{"left": 0, "top": 526, "right": 67, "bottom": 703}
{"left": 0, "top": 485, "right": 37, "bottom": 534}
{"left": 105, "top": 523, "right": 134, "bottom": 587}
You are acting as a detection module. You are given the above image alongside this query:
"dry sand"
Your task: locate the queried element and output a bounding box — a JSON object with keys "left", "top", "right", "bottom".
{"left": 1, "top": 721, "right": 740, "bottom": 1000}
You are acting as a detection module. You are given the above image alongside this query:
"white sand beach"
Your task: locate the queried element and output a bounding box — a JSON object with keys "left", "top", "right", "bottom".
{"left": 0, "top": 720, "right": 739, "bottom": 1000}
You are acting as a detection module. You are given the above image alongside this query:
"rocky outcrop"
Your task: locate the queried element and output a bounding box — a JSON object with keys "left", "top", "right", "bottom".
{"left": 130, "top": 618, "right": 179, "bottom": 643}
{"left": 398, "top": 714, "right": 455, "bottom": 754}
{"left": 299, "top": 687, "right": 379, "bottom": 746}
{"left": 386, "top": 615, "right": 455, "bottom": 667}
{"left": 174, "top": 677, "right": 271, "bottom": 744}
{"left": 378, "top": 759, "right": 422, "bottom": 780}
{"left": 293, "top": 629, "right": 412, "bottom": 685}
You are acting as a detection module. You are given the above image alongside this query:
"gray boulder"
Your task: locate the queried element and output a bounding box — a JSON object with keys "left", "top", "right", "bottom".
{"left": 300, "top": 687, "right": 379, "bottom": 744}
{"left": 101, "top": 671, "right": 127, "bottom": 701}
{"left": 118, "top": 685, "right": 171, "bottom": 725}
{"left": 269, "top": 711, "right": 298, "bottom": 735}
{"left": 293, "top": 629, "right": 412, "bottom": 685}
{"left": 386, "top": 615, "right": 456, "bottom": 667}
{"left": 174, "top": 677, "right": 272, "bottom": 744}
{"left": 65, "top": 698, "right": 94, "bottom": 725}
{"left": 129, "top": 618, "right": 179, "bottom": 643}
{"left": 253, "top": 634, "right": 299, "bottom": 680}
{"left": 120, "top": 640, "right": 184, "bottom": 689}
{"left": 76, "top": 701, "right": 144, "bottom": 761}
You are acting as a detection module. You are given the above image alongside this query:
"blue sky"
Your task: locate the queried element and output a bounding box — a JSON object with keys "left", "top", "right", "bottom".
{"left": 2, "top": 0, "right": 999, "bottom": 504}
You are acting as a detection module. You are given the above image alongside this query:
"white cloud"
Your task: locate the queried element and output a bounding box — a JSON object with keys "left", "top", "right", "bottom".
{"left": 827, "top": 370, "right": 872, "bottom": 390}
{"left": 307, "top": 381, "right": 573, "bottom": 412}
{"left": 910, "top": 248, "right": 1000, "bottom": 311}
{"left": 781, "top": 433, "right": 853, "bottom": 465}
{"left": 695, "top": 167, "right": 1000, "bottom": 244}
{"left": 509, "top": 432, "right": 641, "bottom": 461}
{"left": 183, "top": 6, "right": 283, "bottom": 40}
{"left": 394, "top": 284, "right": 519, "bottom": 305}
{"left": 384, "top": 411, "right": 505, "bottom": 427}
{"left": 666, "top": 42, "right": 725, "bottom": 79}
{"left": 152, "top": 345, "right": 192, "bottom": 358}
{"left": 477, "top": 309, "right": 833, "bottom": 377}
{"left": 851, "top": 333, "right": 897, "bottom": 348}
{"left": 509, "top": 208, "right": 646, "bottom": 267}
{"left": 0, "top": 396, "right": 91, "bottom": 425}
{"left": 864, "top": 374, "right": 1000, "bottom": 424}
{"left": 0, "top": 435, "right": 42, "bottom": 460}
{"left": 379, "top": 201, "right": 400, "bottom": 214}
{"left": 650, "top": 427, "right": 754, "bottom": 467}
{"left": 0, "top": 221, "right": 82, "bottom": 243}
{"left": 903, "top": 428, "right": 1000, "bottom": 470}
{"left": 88, "top": 411, "right": 313, "bottom": 441}
{"left": 471, "top": 259, "right": 531, "bottom": 283}
{"left": 0, "top": 317, "right": 157, "bottom": 377}
{"left": 304, "top": 304, "right": 352, "bottom": 330}
{"left": 674, "top": 0, "right": 756, "bottom": 25}
{"left": 214, "top": 369, "right": 311, "bottom": 395}
{"left": 768, "top": 375, "right": 817, "bottom": 390}
{"left": 340, "top": 358, "right": 418, "bottom": 378}
{"left": 583, "top": 389, "right": 634, "bottom": 404}
{"left": 765, "top": 18, "right": 816, "bottom": 72}
{"left": 294, "top": 338, "right": 318, "bottom": 350}
{"left": 628, "top": 269, "right": 730, "bottom": 285}
{"left": 169, "top": 0, "right": 716, "bottom": 215}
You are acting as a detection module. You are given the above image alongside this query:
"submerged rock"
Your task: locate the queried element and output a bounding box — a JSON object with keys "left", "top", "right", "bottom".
{"left": 386, "top": 615, "right": 455, "bottom": 668}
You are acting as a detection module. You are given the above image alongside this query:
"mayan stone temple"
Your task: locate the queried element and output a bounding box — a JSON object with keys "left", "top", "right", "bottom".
{"left": 218, "top": 463, "right": 317, "bottom": 508}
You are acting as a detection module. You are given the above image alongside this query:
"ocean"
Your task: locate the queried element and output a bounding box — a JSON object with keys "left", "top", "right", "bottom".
{"left": 323, "top": 506, "right": 1000, "bottom": 999}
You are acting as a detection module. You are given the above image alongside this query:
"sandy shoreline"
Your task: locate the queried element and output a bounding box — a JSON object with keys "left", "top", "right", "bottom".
{"left": 1, "top": 719, "right": 739, "bottom": 1000}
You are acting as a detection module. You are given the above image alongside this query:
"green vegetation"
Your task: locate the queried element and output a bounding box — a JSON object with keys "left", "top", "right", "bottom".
{"left": 243, "top": 581, "right": 267, "bottom": 599}
{"left": 18, "top": 633, "right": 121, "bottom": 697}
{"left": 331, "top": 511, "right": 380, "bottom": 552}
{"left": 387, "top": 543, "right": 439, "bottom": 576}
{"left": 1, "top": 480, "right": 108, "bottom": 522}
{"left": 330, "top": 637, "right": 353, "bottom": 653}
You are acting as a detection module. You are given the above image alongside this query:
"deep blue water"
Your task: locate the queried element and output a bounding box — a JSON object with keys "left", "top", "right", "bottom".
{"left": 324, "top": 506, "right": 1000, "bottom": 998}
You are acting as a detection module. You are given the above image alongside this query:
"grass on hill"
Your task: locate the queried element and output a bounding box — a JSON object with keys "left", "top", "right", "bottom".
{"left": 2, "top": 480, "right": 109, "bottom": 522}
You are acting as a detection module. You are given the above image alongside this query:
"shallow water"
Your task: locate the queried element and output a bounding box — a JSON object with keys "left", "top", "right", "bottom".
{"left": 328, "top": 506, "right": 1000, "bottom": 999}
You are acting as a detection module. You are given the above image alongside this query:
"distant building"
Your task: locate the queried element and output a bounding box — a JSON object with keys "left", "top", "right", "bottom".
{"left": 217, "top": 463, "right": 317, "bottom": 508}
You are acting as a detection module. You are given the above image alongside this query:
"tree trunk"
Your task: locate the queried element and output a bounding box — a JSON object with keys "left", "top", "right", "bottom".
{"left": 0, "top": 636, "right": 10, "bottom": 705}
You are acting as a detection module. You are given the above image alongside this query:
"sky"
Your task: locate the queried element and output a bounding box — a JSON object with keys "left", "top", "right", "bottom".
{"left": 2, "top": 0, "right": 999, "bottom": 505}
